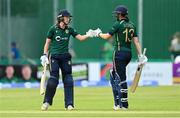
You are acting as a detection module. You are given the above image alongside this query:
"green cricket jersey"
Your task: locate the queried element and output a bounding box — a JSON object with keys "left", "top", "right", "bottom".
{"left": 47, "top": 25, "right": 79, "bottom": 55}
{"left": 109, "top": 19, "right": 138, "bottom": 51}
{"left": 18, "top": 77, "right": 37, "bottom": 83}
{"left": 0, "top": 77, "right": 19, "bottom": 83}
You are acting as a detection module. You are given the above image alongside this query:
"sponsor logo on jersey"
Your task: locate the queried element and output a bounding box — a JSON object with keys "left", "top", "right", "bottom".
{"left": 55, "top": 36, "right": 61, "bottom": 41}
{"left": 55, "top": 36, "right": 68, "bottom": 41}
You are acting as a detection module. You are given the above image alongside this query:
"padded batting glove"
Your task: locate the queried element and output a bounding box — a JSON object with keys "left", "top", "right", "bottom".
{"left": 40, "top": 54, "right": 49, "bottom": 66}
{"left": 138, "top": 54, "right": 148, "bottom": 65}
{"left": 86, "top": 29, "right": 95, "bottom": 38}
{"left": 94, "top": 28, "right": 102, "bottom": 37}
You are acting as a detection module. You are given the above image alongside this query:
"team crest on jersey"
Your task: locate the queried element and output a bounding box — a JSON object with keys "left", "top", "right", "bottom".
{"left": 65, "top": 29, "right": 69, "bottom": 34}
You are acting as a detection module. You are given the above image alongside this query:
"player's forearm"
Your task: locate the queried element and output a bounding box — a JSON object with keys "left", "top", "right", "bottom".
{"left": 44, "top": 45, "right": 48, "bottom": 55}
{"left": 135, "top": 43, "right": 142, "bottom": 55}
{"left": 43, "top": 38, "right": 51, "bottom": 54}
{"left": 133, "top": 37, "right": 142, "bottom": 55}
{"left": 99, "top": 33, "right": 112, "bottom": 40}
{"left": 76, "top": 34, "right": 89, "bottom": 41}
{"left": 43, "top": 43, "right": 49, "bottom": 55}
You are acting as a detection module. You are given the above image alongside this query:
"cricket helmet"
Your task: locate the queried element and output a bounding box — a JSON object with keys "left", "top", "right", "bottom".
{"left": 57, "top": 9, "right": 72, "bottom": 24}
{"left": 112, "top": 5, "right": 128, "bottom": 15}
{"left": 57, "top": 9, "right": 72, "bottom": 18}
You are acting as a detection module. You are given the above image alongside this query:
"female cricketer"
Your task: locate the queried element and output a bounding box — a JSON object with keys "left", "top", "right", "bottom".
{"left": 40, "top": 9, "right": 91, "bottom": 110}
{"left": 92, "top": 5, "right": 148, "bottom": 110}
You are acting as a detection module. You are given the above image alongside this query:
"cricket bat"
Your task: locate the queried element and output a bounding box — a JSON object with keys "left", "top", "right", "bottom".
{"left": 131, "top": 48, "right": 147, "bottom": 93}
{"left": 40, "top": 63, "right": 47, "bottom": 95}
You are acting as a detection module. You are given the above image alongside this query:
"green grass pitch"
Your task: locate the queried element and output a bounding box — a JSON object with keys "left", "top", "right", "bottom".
{"left": 0, "top": 86, "right": 180, "bottom": 118}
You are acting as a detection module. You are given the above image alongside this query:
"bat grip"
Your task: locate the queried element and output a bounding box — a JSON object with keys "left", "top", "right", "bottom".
{"left": 44, "top": 62, "right": 47, "bottom": 71}
{"left": 143, "top": 48, "right": 146, "bottom": 56}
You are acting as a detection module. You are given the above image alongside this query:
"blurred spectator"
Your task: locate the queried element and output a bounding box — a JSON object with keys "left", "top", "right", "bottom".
{"left": 102, "top": 39, "right": 113, "bottom": 61}
{"left": 20, "top": 65, "right": 36, "bottom": 82}
{"left": 0, "top": 65, "right": 18, "bottom": 83}
{"left": 169, "top": 32, "right": 180, "bottom": 60}
{"left": 11, "top": 41, "right": 20, "bottom": 59}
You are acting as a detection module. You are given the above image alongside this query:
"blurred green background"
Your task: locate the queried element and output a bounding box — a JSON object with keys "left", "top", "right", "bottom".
{"left": 0, "top": 0, "right": 180, "bottom": 61}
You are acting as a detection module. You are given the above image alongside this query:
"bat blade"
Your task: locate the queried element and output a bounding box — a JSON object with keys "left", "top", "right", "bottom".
{"left": 130, "top": 64, "right": 144, "bottom": 93}
{"left": 40, "top": 63, "right": 47, "bottom": 95}
{"left": 131, "top": 48, "right": 146, "bottom": 93}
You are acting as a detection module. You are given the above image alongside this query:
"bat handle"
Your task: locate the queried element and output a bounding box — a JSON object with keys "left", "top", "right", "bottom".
{"left": 143, "top": 48, "right": 146, "bottom": 56}
{"left": 43, "top": 62, "right": 47, "bottom": 72}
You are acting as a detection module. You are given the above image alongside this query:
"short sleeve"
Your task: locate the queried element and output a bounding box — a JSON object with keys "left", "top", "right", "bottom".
{"left": 70, "top": 28, "right": 79, "bottom": 38}
{"left": 47, "top": 27, "right": 54, "bottom": 39}
{"left": 108, "top": 22, "right": 120, "bottom": 36}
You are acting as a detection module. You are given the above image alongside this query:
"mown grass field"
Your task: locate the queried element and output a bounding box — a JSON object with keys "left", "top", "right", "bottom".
{"left": 0, "top": 86, "right": 180, "bottom": 118}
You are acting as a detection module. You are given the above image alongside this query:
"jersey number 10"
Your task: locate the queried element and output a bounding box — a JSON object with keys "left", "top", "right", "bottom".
{"left": 123, "top": 28, "right": 135, "bottom": 42}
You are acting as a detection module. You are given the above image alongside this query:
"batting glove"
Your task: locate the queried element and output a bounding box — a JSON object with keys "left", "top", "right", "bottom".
{"left": 86, "top": 29, "right": 95, "bottom": 38}
{"left": 40, "top": 54, "right": 49, "bottom": 66}
{"left": 94, "top": 28, "right": 102, "bottom": 37}
{"left": 138, "top": 54, "right": 148, "bottom": 65}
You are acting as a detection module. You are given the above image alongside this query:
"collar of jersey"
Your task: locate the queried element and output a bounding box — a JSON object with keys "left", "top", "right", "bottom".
{"left": 55, "top": 25, "right": 68, "bottom": 30}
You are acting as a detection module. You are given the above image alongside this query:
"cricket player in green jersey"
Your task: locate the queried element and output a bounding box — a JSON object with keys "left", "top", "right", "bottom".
{"left": 89, "top": 5, "right": 148, "bottom": 110}
{"left": 40, "top": 9, "right": 92, "bottom": 111}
